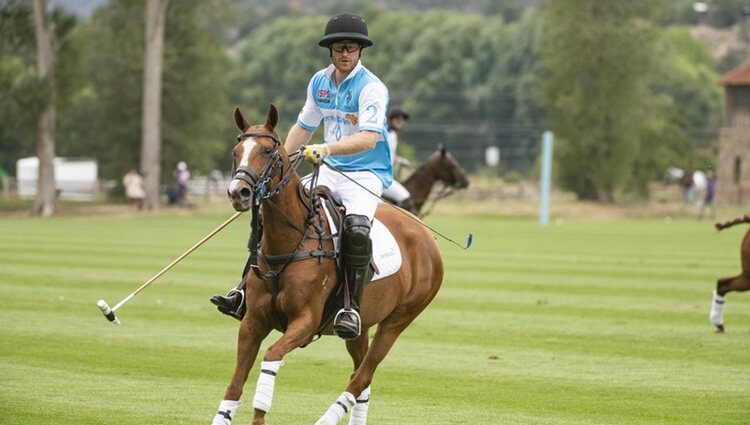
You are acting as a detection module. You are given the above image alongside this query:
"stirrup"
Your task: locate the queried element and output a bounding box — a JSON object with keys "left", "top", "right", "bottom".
{"left": 333, "top": 308, "right": 361, "bottom": 340}
{"left": 210, "top": 288, "right": 246, "bottom": 321}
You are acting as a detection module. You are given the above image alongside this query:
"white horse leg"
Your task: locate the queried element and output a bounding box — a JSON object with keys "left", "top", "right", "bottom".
{"left": 709, "top": 290, "right": 725, "bottom": 331}
{"left": 348, "top": 386, "right": 370, "bottom": 425}
{"left": 252, "top": 360, "right": 284, "bottom": 413}
{"left": 314, "top": 392, "right": 356, "bottom": 425}
{"left": 211, "top": 400, "right": 241, "bottom": 425}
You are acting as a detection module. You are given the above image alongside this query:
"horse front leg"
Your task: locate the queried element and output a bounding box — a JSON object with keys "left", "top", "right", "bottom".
{"left": 250, "top": 312, "right": 317, "bottom": 425}
{"left": 711, "top": 274, "right": 750, "bottom": 333}
{"left": 212, "top": 310, "right": 271, "bottom": 425}
{"left": 345, "top": 329, "right": 370, "bottom": 425}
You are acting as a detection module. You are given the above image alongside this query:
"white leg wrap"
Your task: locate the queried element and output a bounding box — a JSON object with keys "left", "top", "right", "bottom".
{"left": 315, "top": 392, "right": 356, "bottom": 425}
{"left": 212, "top": 400, "right": 241, "bottom": 425}
{"left": 710, "top": 290, "right": 725, "bottom": 326}
{"left": 252, "top": 360, "right": 284, "bottom": 413}
{"left": 348, "top": 386, "right": 371, "bottom": 425}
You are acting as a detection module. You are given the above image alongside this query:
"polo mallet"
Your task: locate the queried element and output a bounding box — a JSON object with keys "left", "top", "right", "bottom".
{"left": 97, "top": 211, "right": 243, "bottom": 325}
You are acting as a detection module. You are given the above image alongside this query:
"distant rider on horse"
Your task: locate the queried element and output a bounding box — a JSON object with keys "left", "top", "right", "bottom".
{"left": 382, "top": 107, "right": 417, "bottom": 212}
{"left": 211, "top": 12, "right": 391, "bottom": 340}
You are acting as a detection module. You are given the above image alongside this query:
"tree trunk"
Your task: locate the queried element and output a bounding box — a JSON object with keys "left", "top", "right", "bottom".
{"left": 32, "top": 0, "right": 57, "bottom": 217}
{"left": 140, "top": 0, "right": 170, "bottom": 210}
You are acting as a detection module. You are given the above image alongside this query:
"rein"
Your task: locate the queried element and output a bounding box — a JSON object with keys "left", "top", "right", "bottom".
{"left": 420, "top": 185, "right": 456, "bottom": 218}
{"left": 233, "top": 133, "right": 336, "bottom": 283}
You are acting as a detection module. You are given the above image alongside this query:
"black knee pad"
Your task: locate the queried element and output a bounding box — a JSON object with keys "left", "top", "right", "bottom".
{"left": 342, "top": 214, "right": 371, "bottom": 267}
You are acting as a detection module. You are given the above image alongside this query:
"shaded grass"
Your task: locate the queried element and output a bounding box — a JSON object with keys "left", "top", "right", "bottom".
{"left": 1, "top": 213, "right": 749, "bottom": 424}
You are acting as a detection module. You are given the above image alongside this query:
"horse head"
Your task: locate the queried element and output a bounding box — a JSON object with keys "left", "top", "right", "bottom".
{"left": 227, "top": 105, "right": 289, "bottom": 211}
{"left": 429, "top": 144, "right": 469, "bottom": 189}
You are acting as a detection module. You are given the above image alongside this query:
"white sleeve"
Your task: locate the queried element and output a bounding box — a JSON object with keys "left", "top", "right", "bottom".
{"left": 297, "top": 77, "right": 323, "bottom": 131}
{"left": 387, "top": 130, "right": 398, "bottom": 160}
{"left": 358, "top": 81, "right": 388, "bottom": 133}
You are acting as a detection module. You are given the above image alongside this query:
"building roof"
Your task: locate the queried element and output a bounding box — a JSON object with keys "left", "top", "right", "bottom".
{"left": 721, "top": 61, "right": 750, "bottom": 86}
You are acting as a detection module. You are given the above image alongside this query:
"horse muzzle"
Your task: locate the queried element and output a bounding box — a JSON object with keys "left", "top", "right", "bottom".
{"left": 227, "top": 179, "right": 253, "bottom": 211}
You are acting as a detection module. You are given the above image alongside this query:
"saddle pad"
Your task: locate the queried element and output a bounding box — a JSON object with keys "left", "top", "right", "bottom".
{"left": 321, "top": 202, "right": 402, "bottom": 281}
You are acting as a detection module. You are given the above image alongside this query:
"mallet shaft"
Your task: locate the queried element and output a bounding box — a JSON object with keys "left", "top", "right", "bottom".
{"left": 111, "top": 211, "right": 243, "bottom": 312}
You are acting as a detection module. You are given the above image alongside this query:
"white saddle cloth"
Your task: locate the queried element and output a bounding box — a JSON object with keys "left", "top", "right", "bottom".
{"left": 322, "top": 203, "right": 402, "bottom": 281}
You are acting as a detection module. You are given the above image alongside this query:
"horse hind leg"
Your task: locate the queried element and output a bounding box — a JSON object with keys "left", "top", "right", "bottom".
{"left": 711, "top": 275, "right": 750, "bottom": 333}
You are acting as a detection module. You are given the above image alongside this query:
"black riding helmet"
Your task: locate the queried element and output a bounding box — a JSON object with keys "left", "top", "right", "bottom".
{"left": 319, "top": 13, "right": 373, "bottom": 48}
{"left": 388, "top": 107, "right": 410, "bottom": 121}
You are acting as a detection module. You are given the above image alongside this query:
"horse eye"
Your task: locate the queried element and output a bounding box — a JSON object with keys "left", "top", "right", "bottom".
{"left": 263, "top": 146, "right": 273, "bottom": 155}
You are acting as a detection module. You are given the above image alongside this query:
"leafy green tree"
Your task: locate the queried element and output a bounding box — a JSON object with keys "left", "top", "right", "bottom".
{"left": 0, "top": 1, "right": 38, "bottom": 174}
{"left": 542, "top": 0, "right": 663, "bottom": 201}
{"left": 234, "top": 15, "right": 327, "bottom": 132}
{"left": 0, "top": 0, "right": 79, "bottom": 179}
{"left": 627, "top": 25, "right": 721, "bottom": 196}
{"left": 56, "top": 0, "right": 231, "bottom": 187}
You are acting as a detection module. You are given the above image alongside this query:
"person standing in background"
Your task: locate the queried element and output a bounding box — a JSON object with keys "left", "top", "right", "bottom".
{"left": 382, "top": 107, "right": 416, "bottom": 212}
{"left": 173, "top": 161, "right": 191, "bottom": 208}
{"left": 699, "top": 170, "right": 716, "bottom": 221}
{"left": 122, "top": 168, "right": 145, "bottom": 209}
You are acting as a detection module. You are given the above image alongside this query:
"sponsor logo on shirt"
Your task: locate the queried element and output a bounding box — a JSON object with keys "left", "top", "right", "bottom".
{"left": 317, "top": 89, "right": 331, "bottom": 104}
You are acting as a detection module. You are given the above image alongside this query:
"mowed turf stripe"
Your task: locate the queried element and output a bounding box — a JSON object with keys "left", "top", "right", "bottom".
{"left": 2, "top": 214, "right": 750, "bottom": 424}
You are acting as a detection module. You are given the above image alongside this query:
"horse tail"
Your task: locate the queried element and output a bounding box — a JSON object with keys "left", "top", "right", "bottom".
{"left": 715, "top": 215, "right": 750, "bottom": 231}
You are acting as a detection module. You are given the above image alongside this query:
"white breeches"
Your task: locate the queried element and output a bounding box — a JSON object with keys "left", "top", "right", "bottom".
{"left": 303, "top": 167, "right": 383, "bottom": 220}
{"left": 382, "top": 180, "right": 410, "bottom": 203}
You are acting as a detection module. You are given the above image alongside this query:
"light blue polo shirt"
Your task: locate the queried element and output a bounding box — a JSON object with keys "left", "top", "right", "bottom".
{"left": 297, "top": 61, "right": 392, "bottom": 188}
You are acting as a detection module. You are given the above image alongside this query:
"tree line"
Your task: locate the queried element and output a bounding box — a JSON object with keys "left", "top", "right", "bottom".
{"left": 0, "top": 0, "right": 724, "bottom": 210}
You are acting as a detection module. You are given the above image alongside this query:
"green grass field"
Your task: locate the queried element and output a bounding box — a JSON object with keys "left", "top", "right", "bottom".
{"left": 1, "top": 211, "right": 749, "bottom": 424}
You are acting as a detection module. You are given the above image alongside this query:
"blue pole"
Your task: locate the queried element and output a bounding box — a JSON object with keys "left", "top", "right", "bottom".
{"left": 539, "top": 131, "right": 553, "bottom": 225}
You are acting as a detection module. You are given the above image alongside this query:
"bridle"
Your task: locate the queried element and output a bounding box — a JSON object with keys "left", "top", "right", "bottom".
{"left": 410, "top": 152, "right": 468, "bottom": 217}
{"left": 230, "top": 132, "right": 335, "bottom": 284}
{"left": 231, "top": 132, "right": 297, "bottom": 200}
{"left": 437, "top": 154, "right": 468, "bottom": 189}
{"left": 410, "top": 153, "right": 466, "bottom": 189}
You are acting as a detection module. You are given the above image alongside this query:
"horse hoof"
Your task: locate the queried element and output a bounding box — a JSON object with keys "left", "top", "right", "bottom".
{"left": 715, "top": 325, "right": 725, "bottom": 334}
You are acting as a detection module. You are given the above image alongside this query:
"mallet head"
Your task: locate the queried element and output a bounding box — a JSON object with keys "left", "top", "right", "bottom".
{"left": 97, "top": 299, "right": 121, "bottom": 325}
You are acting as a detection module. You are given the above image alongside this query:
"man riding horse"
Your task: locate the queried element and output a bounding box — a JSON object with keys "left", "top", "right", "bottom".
{"left": 382, "top": 107, "right": 416, "bottom": 212}
{"left": 212, "top": 12, "right": 390, "bottom": 340}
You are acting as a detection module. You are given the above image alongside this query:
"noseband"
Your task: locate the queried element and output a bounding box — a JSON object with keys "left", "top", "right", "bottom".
{"left": 440, "top": 155, "right": 467, "bottom": 188}
{"left": 231, "top": 132, "right": 290, "bottom": 199}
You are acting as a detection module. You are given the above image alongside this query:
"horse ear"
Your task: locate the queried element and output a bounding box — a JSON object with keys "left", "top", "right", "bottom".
{"left": 266, "top": 104, "right": 279, "bottom": 131}
{"left": 438, "top": 144, "right": 446, "bottom": 157}
{"left": 234, "top": 107, "right": 249, "bottom": 131}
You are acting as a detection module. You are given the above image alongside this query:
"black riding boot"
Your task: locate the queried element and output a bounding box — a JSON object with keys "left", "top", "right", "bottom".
{"left": 210, "top": 279, "right": 247, "bottom": 321}
{"left": 334, "top": 214, "right": 372, "bottom": 340}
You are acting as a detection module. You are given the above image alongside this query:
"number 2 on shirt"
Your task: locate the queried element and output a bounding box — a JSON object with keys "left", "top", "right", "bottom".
{"left": 363, "top": 105, "right": 379, "bottom": 124}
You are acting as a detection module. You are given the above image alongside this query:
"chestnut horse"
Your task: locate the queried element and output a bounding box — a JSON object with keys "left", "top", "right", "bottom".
{"left": 388, "top": 146, "right": 469, "bottom": 216}
{"left": 710, "top": 215, "right": 750, "bottom": 333}
{"left": 211, "top": 105, "right": 443, "bottom": 425}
